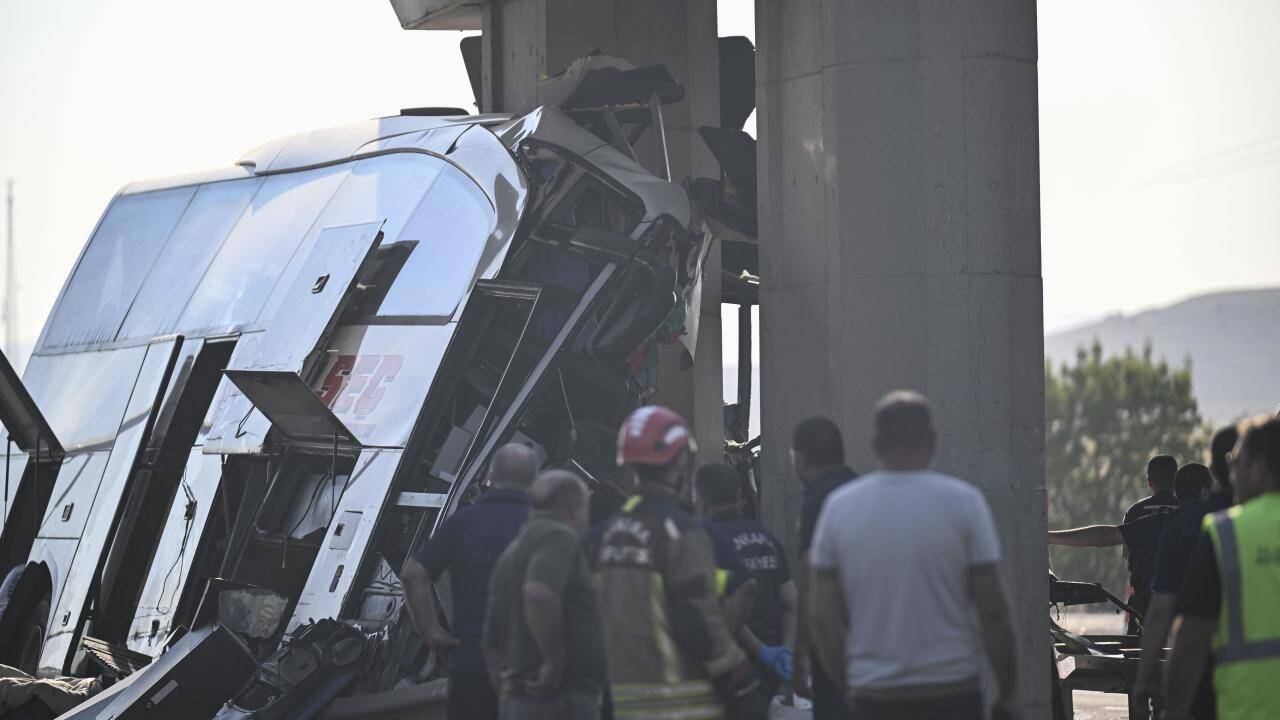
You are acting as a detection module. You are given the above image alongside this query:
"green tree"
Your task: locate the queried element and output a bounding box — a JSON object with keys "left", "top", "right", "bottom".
{"left": 1046, "top": 340, "right": 1205, "bottom": 598}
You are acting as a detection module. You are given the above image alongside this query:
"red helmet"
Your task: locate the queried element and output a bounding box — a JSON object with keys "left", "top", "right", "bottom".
{"left": 616, "top": 405, "right": 697, "bottom": 467}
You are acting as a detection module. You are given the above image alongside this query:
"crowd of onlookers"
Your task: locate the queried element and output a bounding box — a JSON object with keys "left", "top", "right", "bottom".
{"left": 1051, "top": 415, "right": 1280, "bottom": 720}
{"left": 399, "top": 390, "right": 1280, "bottom": 720}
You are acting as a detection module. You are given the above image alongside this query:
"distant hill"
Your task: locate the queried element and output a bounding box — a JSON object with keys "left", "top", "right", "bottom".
{"left": 1045, "top": 288, "right": 1280, "bottom": 425}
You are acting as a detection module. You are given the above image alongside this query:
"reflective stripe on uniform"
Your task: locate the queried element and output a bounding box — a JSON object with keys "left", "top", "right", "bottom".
{"left": 615, "top": 705, "right": 723, "bottom": 720}
{"left": 650, "top": 573, "right": 682, "bottom": 685}
{"left": 1203, "top": 495, "right": 1280, "bottom": 720}
{"left": 612, "top": 680, "right": 718, "bottom": 701}
{"left": 1214, "top": 513, "right": 1247, "bottom": 654}
{"left": 1209, "top": 512, "right": 1280, "bottom": 665}
{"left": 1216, "top": 638, "right": 1280, "bottom": 664}
{"left": 613, "top": 681, "right": 724, "bottom": 720}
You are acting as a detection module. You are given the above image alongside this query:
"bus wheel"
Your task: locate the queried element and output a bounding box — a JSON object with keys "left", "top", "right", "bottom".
{"left": 16, "top": 594, "right": 49, "bottom": 675}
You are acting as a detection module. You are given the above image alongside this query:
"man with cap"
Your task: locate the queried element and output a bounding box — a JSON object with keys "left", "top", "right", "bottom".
{"left": 586, "top": 406, "right": 768, "bottom": 720}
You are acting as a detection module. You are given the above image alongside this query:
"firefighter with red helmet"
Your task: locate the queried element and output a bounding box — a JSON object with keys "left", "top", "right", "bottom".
{"left": 587, "top": 406, "right": 768, "bottom": 720}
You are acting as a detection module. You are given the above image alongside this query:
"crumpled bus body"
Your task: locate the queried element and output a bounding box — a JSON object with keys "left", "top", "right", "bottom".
{"left": 0, "top": 75, "right": 719, "bottom": 715}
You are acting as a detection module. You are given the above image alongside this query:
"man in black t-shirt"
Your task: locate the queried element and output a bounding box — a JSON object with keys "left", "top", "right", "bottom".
{"left": 1121, "top": 455, "right": 1181, "bottom": 629}
{"left": 1164, "top": 419, "right": 1280, "bottom": 720}
{"left": 1125, "top": 455, "right": 1181, "bottom": 524}
{"left": 1049, "top": 462, "right": 1210, "bottom": 631}
{"left": 790, "top": 416, "right": 857, "bottom": 720}
{"left": 1131, "top": 428, "right": 1240, "bottom": 719}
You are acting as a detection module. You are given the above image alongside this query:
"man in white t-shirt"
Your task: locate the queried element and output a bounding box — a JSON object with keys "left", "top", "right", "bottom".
{"left": 808, "top": 390, "right": 1021, "bottom": 720}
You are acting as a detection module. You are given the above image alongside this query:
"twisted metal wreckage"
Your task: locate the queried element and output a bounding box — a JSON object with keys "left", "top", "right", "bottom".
{"left": 0, "top": 45, "right": 762, "bottom": 719}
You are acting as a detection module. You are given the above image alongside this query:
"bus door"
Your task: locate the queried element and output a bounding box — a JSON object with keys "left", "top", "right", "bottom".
{"left": 89, "top": 336, "right": 238, "bottom": 652}
{"left": 35, "top": 335, "right": 181, "bottom": 675}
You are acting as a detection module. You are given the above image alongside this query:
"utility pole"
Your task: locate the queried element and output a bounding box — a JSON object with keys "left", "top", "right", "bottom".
{"left": 5, "top": 179, "right": 14, "bottom": 355}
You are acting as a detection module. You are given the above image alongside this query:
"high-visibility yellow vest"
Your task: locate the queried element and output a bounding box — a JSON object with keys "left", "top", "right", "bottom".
{"left": 1203, "top": 492, "right": 1280, "bottom": 720}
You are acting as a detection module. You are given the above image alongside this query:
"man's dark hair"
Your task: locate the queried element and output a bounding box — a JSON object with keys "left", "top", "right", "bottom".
{"left": 1241, "top": 419, "right": 1280, "bottom": 484}
{"left": 1210, "top": 425, "right": 1239, "bottom": 489}
{"left": 873, "top": 390, "right": 934, "bottom": 451}
{"left": 1173, "top": 463, "right": 1212, "bottom": 503}
{"left": 791, "top": 416, "right": 845, "bottom": 467}
{"left": 694, "top": 463, "right": 740, "bottom": 507}
{"left": 1146, "top": 455, "right": 1178, "bottom": 491}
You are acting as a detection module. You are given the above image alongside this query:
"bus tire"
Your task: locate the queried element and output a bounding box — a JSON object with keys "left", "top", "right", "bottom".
{"left": 16, "top": 593, "right": 50, "bottom": 675}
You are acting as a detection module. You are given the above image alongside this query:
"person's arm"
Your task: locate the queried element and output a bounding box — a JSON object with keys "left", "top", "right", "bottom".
{"left": 969, "top": 564, "right": 1021, "bottom": 719}
{"left": 401, "top": 556, "right": 460, "bottom": 652}
{"left": 522, "top": 580, "right": 565, "bottom": 695}
{"left": 964, "top": 491, "right": 1021, "bottom": 720}
{"left": 666, "top": 527, "right": 747, "bottom": 674}
{"left": 521, "top": 529, "right": 582, "bottom": 696}
{"left": 723, "top": 577, "right": 757, "bottom": 635}
{"left": 483, "top": 572, "right": 506, "bottom": 693}
{"left": 1162, "top": 532, "right": 1222, "bottom": 720}
{"left": 1133, "top": 517, "right": 1195, "bottom": 717}
{"left": 792, "top": 550, "right": 814, "bottom": 698}
{"left": 1130, "top": 591, "right": 1176, "bottom": 719}
{"left": 736, "top": 622, "right": 765, "bottom": 660}
{"left": 808, "top": 567, "right": 847, "bottom": 698}
{"left": 1048, "top": 525, "right": 1124, "bottom": 547}
{"left": 779, "top": 578, "right": 798, "bottom": 649}
{"left": 1163, "top": 615, "right": 1215, "bottom": 720}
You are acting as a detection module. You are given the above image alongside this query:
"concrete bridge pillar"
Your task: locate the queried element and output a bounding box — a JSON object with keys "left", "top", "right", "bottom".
{"left": 392, "top": 2, "right": 1048, "bottom": 711}
{"left": 753, "top": 0, "right": 1048, "bottom": 714}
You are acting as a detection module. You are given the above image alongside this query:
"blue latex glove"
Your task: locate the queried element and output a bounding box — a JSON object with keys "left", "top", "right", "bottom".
{"left": 758, "top": 645, "right": 794, "bottom": 683}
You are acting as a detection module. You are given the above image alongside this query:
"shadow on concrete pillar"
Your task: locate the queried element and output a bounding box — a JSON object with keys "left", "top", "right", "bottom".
{"left": 754, "top": 0, "right": 1048, "bottom": 715}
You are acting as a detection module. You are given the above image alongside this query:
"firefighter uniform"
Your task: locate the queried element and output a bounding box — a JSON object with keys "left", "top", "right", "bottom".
{"left": 1201, "top": 494, "right": 1280, "bottom": 719}
{"left": 592, "top": 405, "right": 764, "bottom": 720}
{"left": 588, "top": 490, "right": 747, "bottom": 719}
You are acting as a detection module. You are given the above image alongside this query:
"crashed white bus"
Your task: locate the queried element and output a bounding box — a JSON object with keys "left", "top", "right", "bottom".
{"left": 0, "top": 52, "right": 761, "bottom": 718}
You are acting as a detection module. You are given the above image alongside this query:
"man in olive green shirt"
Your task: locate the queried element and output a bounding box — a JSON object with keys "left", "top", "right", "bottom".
{"left": 483, "top": 470, "right": 606, "bottom": 720}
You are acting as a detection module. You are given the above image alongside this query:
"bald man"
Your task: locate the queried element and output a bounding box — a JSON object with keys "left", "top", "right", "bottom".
{"left": 403, "top": 443, "right": 539, "bottom": 720}
{"left": 484, "top": 471, "right": 605, "bottom": 719}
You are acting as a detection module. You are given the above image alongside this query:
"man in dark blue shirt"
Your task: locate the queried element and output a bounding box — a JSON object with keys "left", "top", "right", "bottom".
{"left": 696, "top": 462, "right": 797, "bottom": 690}
{"left": 791, "top": 416, "right": 857, "bottom": 720}
{"left": 1049, "top": 463, "right": 1210, "bottom": 619}
{"left": 402, "top": 443, "right": 539, "bottom": 720}
{"left": 1130, "top": 427, "right": 1240, "bottom": 720}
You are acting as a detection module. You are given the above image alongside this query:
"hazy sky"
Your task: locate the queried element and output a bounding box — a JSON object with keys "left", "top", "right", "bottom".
{"left": 1, "top": 0, "right": 1278, "bottom": 372}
